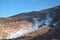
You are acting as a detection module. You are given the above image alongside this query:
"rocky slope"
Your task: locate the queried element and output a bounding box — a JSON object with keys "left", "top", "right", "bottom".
{"left": 0, "top": 6, "right": 60, "bottom": 40}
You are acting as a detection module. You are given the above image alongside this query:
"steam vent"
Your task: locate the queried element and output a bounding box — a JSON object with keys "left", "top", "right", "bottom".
{"left": 0, "top": 6, "right": 60, "bottom": 40}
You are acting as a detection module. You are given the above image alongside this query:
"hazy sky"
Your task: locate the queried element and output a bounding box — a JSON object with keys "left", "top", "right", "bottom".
{"left": 0, "top": 0, "right": 60, "bottom": 17}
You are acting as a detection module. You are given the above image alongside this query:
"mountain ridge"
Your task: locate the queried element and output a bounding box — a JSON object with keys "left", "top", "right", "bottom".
{"left": 0, "top": 5, "right": 60, "bottom": 40}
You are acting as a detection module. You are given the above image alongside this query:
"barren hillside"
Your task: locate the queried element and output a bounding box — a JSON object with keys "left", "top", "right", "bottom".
{"left": 0, "top": 6, "right": 60, "bottom": 40}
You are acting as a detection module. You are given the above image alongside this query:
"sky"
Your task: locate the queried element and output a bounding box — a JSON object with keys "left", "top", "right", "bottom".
{"left": 0, "top": 0, "right": 60, "bottom": 18}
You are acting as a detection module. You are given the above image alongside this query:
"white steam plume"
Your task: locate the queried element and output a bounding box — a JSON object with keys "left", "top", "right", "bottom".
{"left": 5, "top": 14, "right": 52, "bottom": 39}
